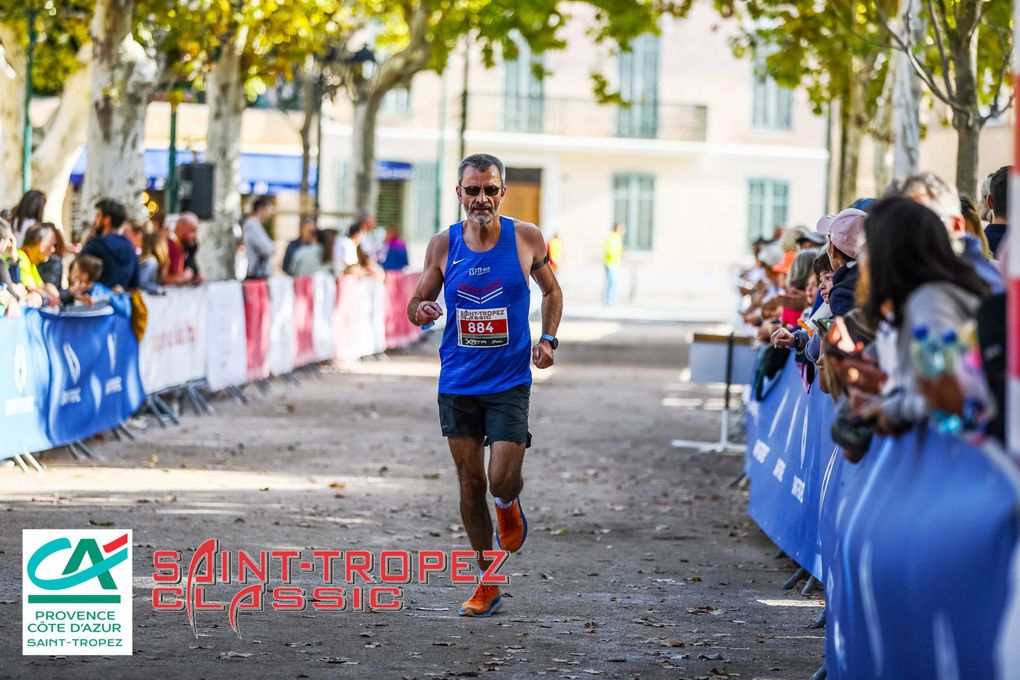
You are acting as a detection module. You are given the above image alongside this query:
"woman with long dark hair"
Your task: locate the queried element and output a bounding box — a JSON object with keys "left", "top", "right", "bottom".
{"left": 11, "top": 190, "right": 46, "bottom": 247}
{"left": 859, "top": 197, "right": 989, "bottom": 428}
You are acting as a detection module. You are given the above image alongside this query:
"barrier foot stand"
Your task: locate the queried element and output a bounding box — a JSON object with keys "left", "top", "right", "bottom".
{"left": 808, "top": 664, "right": 827, "bottom": 680}
{"left": 729, "top": 471, "right": 747, "bottom": 488}
{"left": 153, "top": 394, "right": 180, "bottom": 426}
{"left": 116, "top": 425, "right": 135, "bottom": 441}
{"left": 775, "top": 549, "right": 786, "bottom": 559}
{"left": 670, "top": 410, "right": 743, "bottom": 454}
{"left": 184, "top": 385, "right": 214, "bottom": 417}
{"left": 227, "top": 385, "right": 248, "bottom": 406}
{"left": 783, "top": 567, "right": 807, "bottom": 590}
{"left": 145, "top": 396, "right": 168, "bottom": 428}
{"left": 801, "top": 575, "right": 820, "bottom": 596}
{"left": 809, "top": 609, "right": 826, "bottom": 629}
{"left": 192, "top": 386, "right": 215, "bottom": 416}
{"left": 20, "top": 451, "right": 44, "bottom": 471}
{"left": 65, "top": 445, "right": 85, "bottom": 461}
{"left": 73, "top": 440, "right": 99, "bottom": 460}
{"left": 256, "top": 378, "right": 271, "bottom": 395}
{"left": 11, "top": 454, "right": 30, "bottom": 473}
{"left": 282, "top": 372, "right": 300, "bottom": 386}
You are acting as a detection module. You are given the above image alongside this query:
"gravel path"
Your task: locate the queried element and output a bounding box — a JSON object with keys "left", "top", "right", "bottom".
{"left": 0, "top": 322, "right": 823, "bottom": 679}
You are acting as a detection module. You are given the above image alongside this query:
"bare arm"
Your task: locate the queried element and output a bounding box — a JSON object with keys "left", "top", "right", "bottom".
{"left": 406, "top": 232, "right": 448, "bottom": 325}
{"left": 519, "top": 224, "right": 562, "bottom": 368}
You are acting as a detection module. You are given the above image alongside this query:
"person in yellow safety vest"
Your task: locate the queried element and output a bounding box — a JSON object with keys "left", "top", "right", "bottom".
{"left": 547, "top": 232, "right": 563, "bottom": 272}
{"left": 603, "top": 223, "right": 626, "bottom": 305}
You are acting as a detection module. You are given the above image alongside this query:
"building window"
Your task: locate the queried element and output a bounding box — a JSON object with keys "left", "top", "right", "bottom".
{"left": 381, "top": 87, "right": 412, "bottom": 114}
{"left": 613, "top": 173, "right": 655, "bottom": 251}
{"left": 503, "top": 38, "right": 544, "bottom": 133}
{"left": 616, "top": 34, "right": 659, "bottom": 139}
{"left": 747, "top": 179, "right": 789, "bottom": 244}
{"left": 752, "top": 58, "right": 793, "bottom": 130}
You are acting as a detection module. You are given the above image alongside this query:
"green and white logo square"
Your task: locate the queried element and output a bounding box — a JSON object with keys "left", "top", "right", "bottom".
{"left": 23, "top": 530, "right": 132, "bottom": 655}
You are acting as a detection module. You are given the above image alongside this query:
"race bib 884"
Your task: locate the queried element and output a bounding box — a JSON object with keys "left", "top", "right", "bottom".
{"left": 457, "top": 308, "right": 509, "bottom": 348}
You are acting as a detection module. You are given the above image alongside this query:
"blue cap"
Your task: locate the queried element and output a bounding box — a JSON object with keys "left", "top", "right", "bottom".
{"left": 912, "top": 325, "right": 929, "bottom": 341}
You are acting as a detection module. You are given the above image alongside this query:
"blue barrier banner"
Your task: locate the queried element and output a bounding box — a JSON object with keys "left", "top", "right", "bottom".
{"left": 824, "top": 432, "right": 1020, "bottom": 679}
{"left": 745, "top": 352, "right": 1020, "bottom": 677}
{"left": 0, "top": 311, "right": 52, "bottom": 460}
{"left": 745, "top": 355, "right": 833, "bottom": 578}
{"left": 37, "top": 308, "right": 144, "bottom": 446}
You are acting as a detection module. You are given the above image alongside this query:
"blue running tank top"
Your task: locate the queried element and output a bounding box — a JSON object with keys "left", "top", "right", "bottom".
{"left": 439, "top": 216, "right": 532, "bottom": 395}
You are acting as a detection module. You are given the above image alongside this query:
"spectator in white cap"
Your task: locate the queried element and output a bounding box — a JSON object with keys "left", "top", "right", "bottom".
{"left": 894, "top": 171, "right": 1004, "bottom": 293}
{"left": 816, "top": 208, "right": 866, "bottom": 317}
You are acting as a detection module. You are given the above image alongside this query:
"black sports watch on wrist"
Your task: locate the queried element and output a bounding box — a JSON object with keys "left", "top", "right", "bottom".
{"left": 539, "top": 333, "right": 559, "bottom": 350}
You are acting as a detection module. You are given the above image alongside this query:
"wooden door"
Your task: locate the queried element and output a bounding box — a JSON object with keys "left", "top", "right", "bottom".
{"left": 502, "top": 167, "right": 542, "bottom": 226}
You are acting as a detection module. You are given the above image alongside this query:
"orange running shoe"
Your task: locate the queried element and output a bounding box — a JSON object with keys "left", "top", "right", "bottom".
{"left": 494, "top": 497, "right": 528, "bottom": 552}
{"left": 458, "top": 583, "right": 502, "bottom": 617}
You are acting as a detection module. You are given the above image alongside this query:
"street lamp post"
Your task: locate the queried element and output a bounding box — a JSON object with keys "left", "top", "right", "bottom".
{"left": 166, "top": 90, "right": 183, "bottom": 214}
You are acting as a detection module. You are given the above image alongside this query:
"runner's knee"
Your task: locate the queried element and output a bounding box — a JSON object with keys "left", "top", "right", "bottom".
{"left": 488, "top": 477, "right": 522, "bottom": 500}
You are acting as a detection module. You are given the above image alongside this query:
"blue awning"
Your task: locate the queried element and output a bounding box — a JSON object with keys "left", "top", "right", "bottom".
{"left": 377, "top": 161, "right": 413, "bottom": 181}
{"left": 69, "top": 149, "right": 318, "bottom": 195}
{"left": 70, "top": 149, "right": 414, "bottom": 194}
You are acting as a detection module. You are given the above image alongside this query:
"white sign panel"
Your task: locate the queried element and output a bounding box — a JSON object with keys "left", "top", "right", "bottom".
{"left": 138, "top": 287, "right": 208, "bottom": 393}
{"left": 203, "top": 281, "right": 248, "bottom": 391}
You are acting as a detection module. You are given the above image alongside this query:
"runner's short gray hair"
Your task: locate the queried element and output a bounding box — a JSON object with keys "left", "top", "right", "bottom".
{"left": 458, "top": 154, "right": 505, "bottom": 185}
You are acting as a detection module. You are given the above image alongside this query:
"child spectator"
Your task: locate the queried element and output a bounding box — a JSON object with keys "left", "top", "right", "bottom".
{"left": 61, "top": 254, "right": 131, "bottom": 316}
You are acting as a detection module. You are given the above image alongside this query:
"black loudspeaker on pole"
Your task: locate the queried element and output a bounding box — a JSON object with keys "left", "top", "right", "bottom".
{"left": 178, "top": 163, "right": 215, "bottom": 219}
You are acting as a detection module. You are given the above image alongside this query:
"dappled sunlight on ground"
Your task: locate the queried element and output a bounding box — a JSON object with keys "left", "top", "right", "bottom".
{"left": 0, "top": 466, "right": 402, "bottom": 497}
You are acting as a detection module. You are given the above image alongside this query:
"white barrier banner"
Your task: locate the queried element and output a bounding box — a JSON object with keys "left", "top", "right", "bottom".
{"left": 139, "top": 287, "right": 208, "bottom": 393}
{"left": 204, "top": 281, "right": 247, "bottom": 391}
{"left": 335, "top": 275, "right": 365, "bottom": 363}
{"left": 268, "top": 276, "right": 296, "bottom": 376}
{"left": 312, "top": 272, "right": 336, "bottom": 362}
{"left": 368, "top": 277, "right": 387, "bottom": 356}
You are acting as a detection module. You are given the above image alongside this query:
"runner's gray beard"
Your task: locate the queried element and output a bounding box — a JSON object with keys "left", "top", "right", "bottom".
{"left": 470, "top": 210, "right": 494, "bottom": 226}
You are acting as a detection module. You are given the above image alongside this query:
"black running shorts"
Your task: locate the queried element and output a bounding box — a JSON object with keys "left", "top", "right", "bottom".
{"left": 438, "top": 384, "right": 532, "bottom": 447}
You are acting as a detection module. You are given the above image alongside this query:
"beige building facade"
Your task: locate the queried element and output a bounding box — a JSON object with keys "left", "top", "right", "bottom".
{"left": 319, "top": 4, "right": 830, "bottom": 320}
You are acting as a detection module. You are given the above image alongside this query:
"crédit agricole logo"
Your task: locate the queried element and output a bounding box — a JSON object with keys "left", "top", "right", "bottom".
{"left": 23, "top": 530, "right": 132, "bottom": 655}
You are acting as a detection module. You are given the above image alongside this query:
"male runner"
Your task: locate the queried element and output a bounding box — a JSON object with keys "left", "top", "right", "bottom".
{"left": 408, "top": 153, "right": 563, "bottom": 617}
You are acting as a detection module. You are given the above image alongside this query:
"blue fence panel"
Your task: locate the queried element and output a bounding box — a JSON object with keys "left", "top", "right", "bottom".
{"left": 0, "top": 311, "right": 52, "bottom": 459}
{"left": 745, "top": 356, "right": 827, "bottom": 578}
{"left": 824, "top": 431, "right": 1020, "bottom": 678}
{"left": 744, "top": 350, "right": 1020, "bottom": 677}
{"left": 36, "top": 308, "right": 144, "bottom": 447}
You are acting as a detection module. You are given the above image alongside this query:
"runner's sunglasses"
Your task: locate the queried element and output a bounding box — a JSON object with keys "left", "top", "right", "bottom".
{"left": 459, "top": 185, "right": 503, "bottom": 197}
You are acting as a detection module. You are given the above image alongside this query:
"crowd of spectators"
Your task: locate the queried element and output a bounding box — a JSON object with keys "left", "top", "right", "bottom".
{"left": 0, "top": 189, "right": 412, "bottom": 322}
{"left": 281, "top": 212, "right": 406, "bottom": 281}
{"left": 739, "top": 166, "right": 1010, "bottom": 454}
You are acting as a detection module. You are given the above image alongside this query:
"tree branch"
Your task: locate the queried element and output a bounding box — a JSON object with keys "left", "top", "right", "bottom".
{"left": 876, "top": 1, "right": 961, "bottom": 112}
{"left": 928, "top": 0, "right": 956, "bottom": 100}
{"left": 982, "top": 32, "right": 1014, "bottom": 122}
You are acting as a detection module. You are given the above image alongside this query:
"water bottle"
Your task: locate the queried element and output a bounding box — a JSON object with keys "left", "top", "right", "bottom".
{"left": 940, "top": 329, "right": 958, "bottom": 374}
{"left": 910, "top": 325, "right": 960, "bottom": 434}
{"left": 909, "top": 326, "right": 942, "bottom": 377}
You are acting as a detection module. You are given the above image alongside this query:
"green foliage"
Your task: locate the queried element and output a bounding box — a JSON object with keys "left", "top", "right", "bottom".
{"left": 713, "top": 0, "right": 895, "bottom": 118}
{"left": 0, "top": 0, "right": 93, "bottom": 95}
